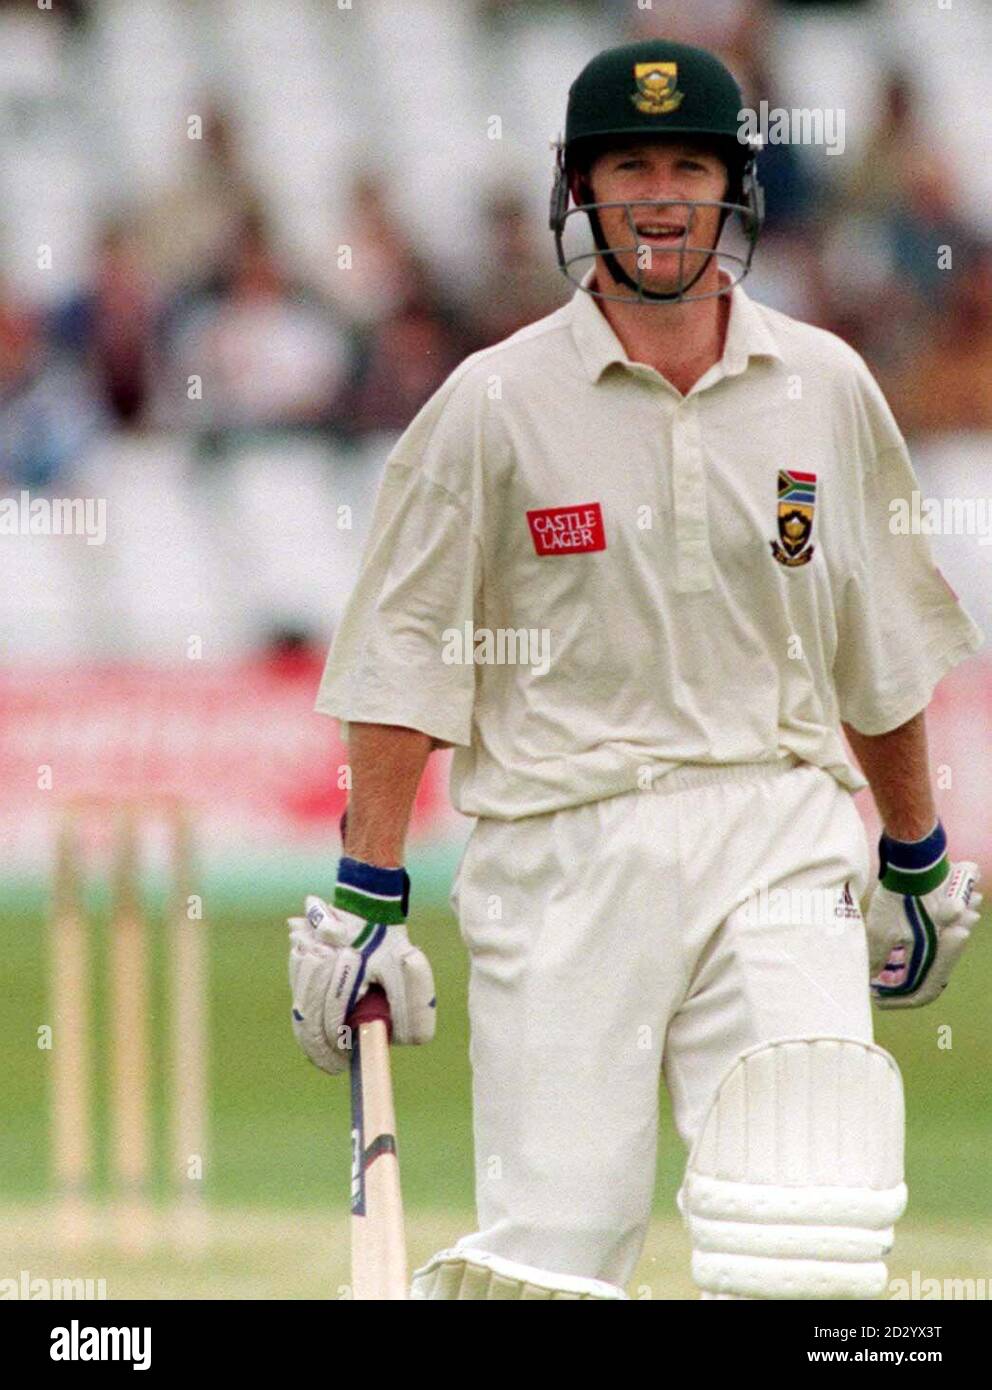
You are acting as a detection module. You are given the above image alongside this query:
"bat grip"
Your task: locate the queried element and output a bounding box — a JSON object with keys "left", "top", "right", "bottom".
{"left": 348, "top": 984, "right": 393, "bottom": 1042}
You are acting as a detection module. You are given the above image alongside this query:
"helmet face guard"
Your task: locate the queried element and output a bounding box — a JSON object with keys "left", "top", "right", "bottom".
{"left": 549, "top": 139, "right": 765, "bottom": 305}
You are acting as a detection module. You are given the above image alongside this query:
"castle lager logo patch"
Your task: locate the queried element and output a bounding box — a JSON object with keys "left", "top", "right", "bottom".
{"left": 631, "top": 61, "right": 685, "bottom": 116}
{"left": 771, "top": 470, "right": 816, "bottom": 567}
{"left": 526, "top": 503, "right": 606, "bottom": 556}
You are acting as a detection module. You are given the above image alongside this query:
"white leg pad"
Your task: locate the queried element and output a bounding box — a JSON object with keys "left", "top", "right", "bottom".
{"left": 680, "top": 1038, "right": 907, "bottom": 1300}
{"left": 410, "top": 1247, "right": 629, "bottom": 1300}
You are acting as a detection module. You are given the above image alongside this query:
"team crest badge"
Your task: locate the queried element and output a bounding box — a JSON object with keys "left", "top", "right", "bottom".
{"left": 771, "top": 470, "right": 816, "bottom": 567}
{"left": 630, "top": 61, "right": 684, "bottom": 116}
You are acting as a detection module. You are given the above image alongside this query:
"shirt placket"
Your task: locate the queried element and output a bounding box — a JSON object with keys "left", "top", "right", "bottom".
{"left": 670, "top": 399, "right": 712, "bottom": 593}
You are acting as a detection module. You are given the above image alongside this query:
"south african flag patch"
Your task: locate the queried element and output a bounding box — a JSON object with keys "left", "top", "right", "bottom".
{"left": 771, "top": 470, "right": 817, "bottom": 568}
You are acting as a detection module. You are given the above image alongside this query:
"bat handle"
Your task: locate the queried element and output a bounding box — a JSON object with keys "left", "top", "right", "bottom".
{"left": 348, "top": 984, "right": 393, "bottom": 1042}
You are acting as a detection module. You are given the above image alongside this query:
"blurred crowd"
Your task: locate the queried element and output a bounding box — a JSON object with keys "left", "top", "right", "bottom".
{"left": 0, "top": 96, "right": 567, "bottom": 486}
{"left": 1, "top": 0, "right": 990, "bottom": 493}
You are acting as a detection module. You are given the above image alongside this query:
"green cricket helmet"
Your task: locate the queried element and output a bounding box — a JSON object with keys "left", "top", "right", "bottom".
{"left": 550, "top": 40, "right": 764, "bottom": 303}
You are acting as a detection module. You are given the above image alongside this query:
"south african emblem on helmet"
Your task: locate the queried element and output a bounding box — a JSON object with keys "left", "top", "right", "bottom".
{"left": 771, "top": 470, "right": 817, "bottom": 567}
{"left": 630, "top": 61, "right": 685, "bottom": 116}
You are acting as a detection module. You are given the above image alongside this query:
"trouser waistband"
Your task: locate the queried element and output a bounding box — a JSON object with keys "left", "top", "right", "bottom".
{"left": 652, "top": 754, "right": 803, "bottom": 795}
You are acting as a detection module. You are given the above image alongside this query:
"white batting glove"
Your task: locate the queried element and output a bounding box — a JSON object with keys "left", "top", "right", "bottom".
{"left": 867, "top": 822, "right": 982, "bottom": 1009}
{"left": 287, "top": 894, "right": 436, "bottom": 1076}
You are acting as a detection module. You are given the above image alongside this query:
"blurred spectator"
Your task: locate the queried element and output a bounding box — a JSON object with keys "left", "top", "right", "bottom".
{"left": 139, "top": 106, "right": 257, "bottom": 295}
{"left": 343, "top": 293, "right": 469, "bottom": 437}
{"left": 165, "top": 209, "right": 353, "bottom": 434}
{"left": 617, "top": 0, "right": 772, "bottom": 71}
{"left": 737, "top": 56, "right": 817, "bottom": 237}
{"left": 322, "top": 173, "right": 439, "bottom": 329}
{"left": 465, "top": 188, "right": 567, "bottom": 346}
{"left": 843, "top": 72, "right": 979, "bottom": 302}
{"left": 811, "top": 208, "right": 924, "bottom": 369}
{"left": 742, "top": 228, "right": 822, "bottom": 321}
{"left": 0, "top": 282, "right": 37, "bottom": 399}
{"left": 257, "top": 623, "right": 326, "bottom": 684}
{"left": 887, "top": 163, "right": 978, "bottom": 303}
{"left": 879, "top": 245, "right": 992, "bottom": 438}
{"left": 52, "top": 221, "right": 157, "bottom": 427}
{"left": 715, "top": 43, "right": 823, "bottom": 323}
{"left": 844, "top": 72, "right": 917, "bottom": 218}
{"left": 0, "top": 279, "right": 97, "bottom": 489}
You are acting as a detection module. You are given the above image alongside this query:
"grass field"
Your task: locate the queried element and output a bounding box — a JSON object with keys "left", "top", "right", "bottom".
{"left": 3, "top": 862, "right": 990, "bottom": 1298}
{"left": 1, "top": 1206, "right": 990, "bottom": 1300}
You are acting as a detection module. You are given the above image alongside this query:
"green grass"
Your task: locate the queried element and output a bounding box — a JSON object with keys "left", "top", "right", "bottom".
{"left": 1, "top": 1206, "right": 988, "bottom": 1300}
{"left": 3, "top": 868, "right": 991, "bottom": 1227}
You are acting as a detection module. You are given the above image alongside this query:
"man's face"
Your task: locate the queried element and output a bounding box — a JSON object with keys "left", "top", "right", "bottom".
{"left": 583, "top": 140, "right": 729, "bottom": 296}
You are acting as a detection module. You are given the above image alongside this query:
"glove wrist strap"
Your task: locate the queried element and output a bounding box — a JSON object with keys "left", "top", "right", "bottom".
{"left": 334, "top": 857, "right": 410, "bottom": 924}
{"left": 878, "top": 821, "right": 950, "bottom": 896}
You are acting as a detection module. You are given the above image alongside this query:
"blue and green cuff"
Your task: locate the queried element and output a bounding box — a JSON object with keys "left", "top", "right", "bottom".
{"left": 333, "top": 857, "right": 410, "bottom": 925}
{"left": 878, "top": 821, "right": 950, "bottom": 897}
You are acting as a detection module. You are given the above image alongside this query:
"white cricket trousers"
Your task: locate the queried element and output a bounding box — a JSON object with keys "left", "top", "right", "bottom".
{"left": 450, "top": 759, "right": 874, "bottom": 1286}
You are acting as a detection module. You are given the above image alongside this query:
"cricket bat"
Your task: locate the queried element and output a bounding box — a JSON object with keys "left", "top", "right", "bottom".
{"left": 348, "top": 985, "right": 408, "bottom": 1299}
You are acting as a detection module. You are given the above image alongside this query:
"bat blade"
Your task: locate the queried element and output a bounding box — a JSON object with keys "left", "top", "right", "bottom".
{"left": 348, "top": 986, "right": 408, "bottom": 1299}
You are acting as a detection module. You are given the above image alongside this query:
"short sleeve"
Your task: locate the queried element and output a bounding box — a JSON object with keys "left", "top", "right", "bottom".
{"left": 833, "top": 426, "right": 984, "bottom": 735}
{"left": 314, "top": 375, "right": 483, "bottom": 747}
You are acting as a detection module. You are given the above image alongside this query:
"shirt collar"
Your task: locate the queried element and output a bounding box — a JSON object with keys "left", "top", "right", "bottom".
{"left": 568, "top": 266, "right": 782, "bottom": 385}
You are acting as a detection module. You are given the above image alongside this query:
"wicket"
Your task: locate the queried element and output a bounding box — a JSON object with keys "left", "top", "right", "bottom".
{"left": 49, "top": 796, "right": 208, "bottom": 1252}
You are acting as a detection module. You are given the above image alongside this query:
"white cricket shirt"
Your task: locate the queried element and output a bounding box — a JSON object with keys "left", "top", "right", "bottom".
{"left": 316, "top": 273, "right": 983, "bottom": 819}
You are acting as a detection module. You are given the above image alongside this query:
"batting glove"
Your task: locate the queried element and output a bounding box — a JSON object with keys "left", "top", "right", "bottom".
{"left": 287, "top": 861, "right": 436, "bottom": 1075}
{"left": 867, "top": 822, "right": 982, "bottom": 1009}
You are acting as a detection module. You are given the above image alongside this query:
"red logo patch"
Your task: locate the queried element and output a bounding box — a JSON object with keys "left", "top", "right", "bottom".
{"left": 526, "top": 503, "right": 606, "bottom": 556}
